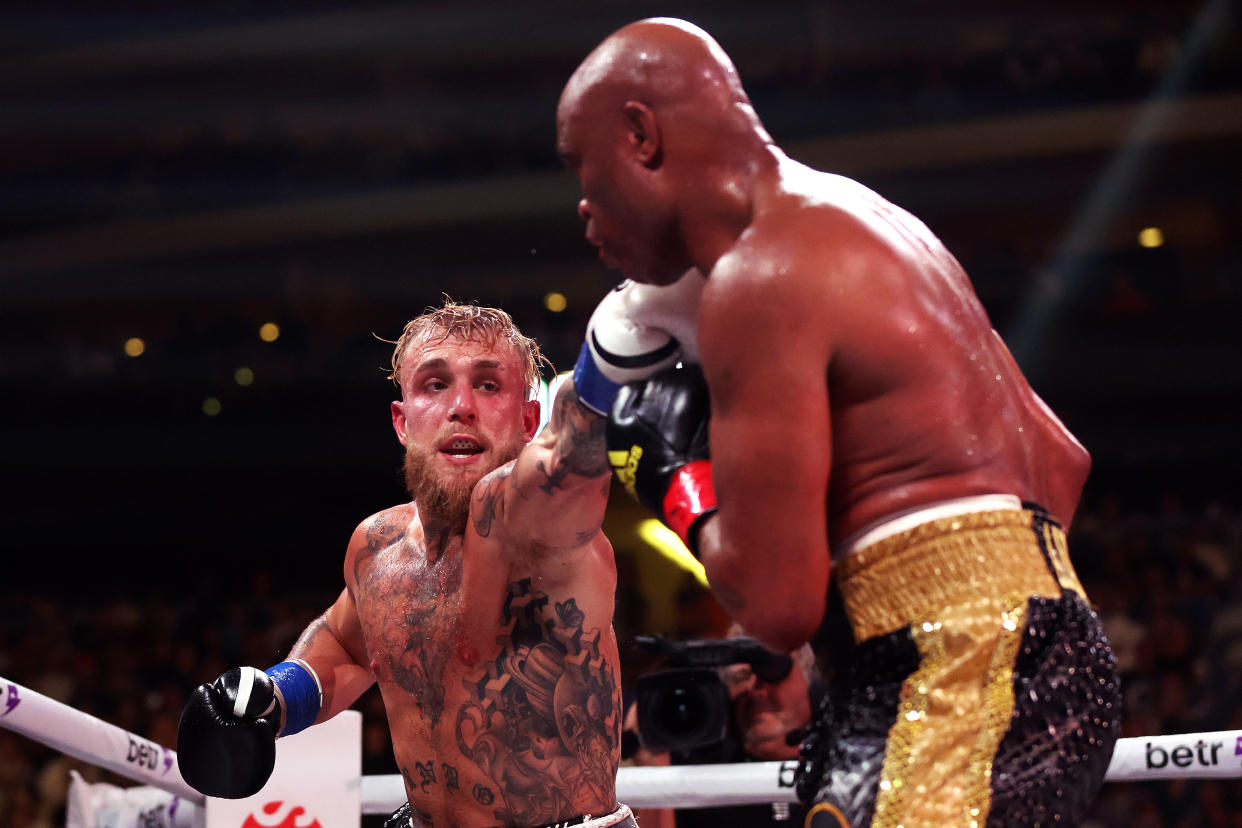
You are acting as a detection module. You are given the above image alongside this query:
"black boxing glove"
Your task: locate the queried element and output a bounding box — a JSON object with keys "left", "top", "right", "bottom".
{"left": 607, "top": 363, "right": 717, "bottom": 556}
{"left": 177, "top": 661, "right": 321, "bottom": 799}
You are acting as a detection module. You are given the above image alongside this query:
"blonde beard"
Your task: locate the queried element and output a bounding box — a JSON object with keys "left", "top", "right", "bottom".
{"left": 402, "top": 438, "right": 526, "bottom": 530}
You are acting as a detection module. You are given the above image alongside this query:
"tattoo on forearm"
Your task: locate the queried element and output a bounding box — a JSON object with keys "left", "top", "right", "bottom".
{"left": 535, "top": 386, "right": 610, "bottom": 495}
{"left": 454, "top": 578, "right": 619, "bottom": 825}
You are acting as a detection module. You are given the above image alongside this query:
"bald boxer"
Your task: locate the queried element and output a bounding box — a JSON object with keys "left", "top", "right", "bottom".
{"left": 178, "top": 301, "right": 640, "bottom": 828}
{"left": 558, "top": 18, "right": 1120, "bottom": 828}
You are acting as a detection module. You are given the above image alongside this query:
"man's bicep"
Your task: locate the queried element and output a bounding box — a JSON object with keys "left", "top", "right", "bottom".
{"left": 700, "top": 285, "right": 832, "bottom": 645}
{"left": 701, "top": 274, "right": 833, "bottom": 553}
{"left": 710, "top": 365, "right": 832, "bottom": 565}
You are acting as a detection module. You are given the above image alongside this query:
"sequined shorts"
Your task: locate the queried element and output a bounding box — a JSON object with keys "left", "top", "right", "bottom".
{"left": 795, "top": 505, "right": 1121, "bottom": 828}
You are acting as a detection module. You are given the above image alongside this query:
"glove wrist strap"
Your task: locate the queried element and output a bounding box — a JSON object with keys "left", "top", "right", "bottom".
{"left": 265, "top": 659, "right": 322, "bottom": 737}
{"left": 573, "top": 341, "right": 620, "bottom": 416}
{"left": 663, "top": 460, "right": 717, "bottom": 557}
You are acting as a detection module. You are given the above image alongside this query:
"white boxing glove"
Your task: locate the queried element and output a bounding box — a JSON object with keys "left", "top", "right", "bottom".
{"left": 574, "top": 269, "right": 705, "bottom": 416}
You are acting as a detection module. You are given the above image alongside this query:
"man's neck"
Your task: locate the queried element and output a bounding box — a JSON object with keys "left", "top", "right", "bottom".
{"left": 683, "top": 146, "right": 782, "bottom": 274}
{"left": 413, "top": 505, "right": 466, "bottom": 563}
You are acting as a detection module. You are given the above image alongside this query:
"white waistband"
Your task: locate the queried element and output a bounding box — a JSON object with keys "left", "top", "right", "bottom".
{"left": 835, "top": 494, "right": 1023, "bottom": 560}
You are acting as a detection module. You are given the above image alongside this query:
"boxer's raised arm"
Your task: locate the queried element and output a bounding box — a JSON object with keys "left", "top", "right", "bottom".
{"left": 485, "top": 275, "right": 702, "bottom": 552}
{"left": 482, "top": 378, "right": 612, "bottom": 551}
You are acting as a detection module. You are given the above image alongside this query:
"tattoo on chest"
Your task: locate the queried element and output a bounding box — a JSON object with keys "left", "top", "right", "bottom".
{"left": 400, "top": 759, "right": 463, "bottom": 821}
{"left": 454, "top": 578, "right": 618, "bottom": 825}
{"left": 357, "top": 517, "right": 463, "bottom": 721}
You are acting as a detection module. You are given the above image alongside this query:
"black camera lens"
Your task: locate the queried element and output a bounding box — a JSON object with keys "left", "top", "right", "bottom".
{"left": 636, "top": 668, "right": 729, "bottom": 752}
{"left": 652, "top": 685, "right": 709, "bottom": 737}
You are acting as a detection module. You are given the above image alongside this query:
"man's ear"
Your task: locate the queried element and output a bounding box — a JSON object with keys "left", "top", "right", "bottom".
{"left": 522, "top": 399, "right": 541, "bottom": 441}
{"left": 391, "top": 400, "right": 408, "bottom": 445}
{"left": 622, "top": 101, "right": 662, "bottom": 167}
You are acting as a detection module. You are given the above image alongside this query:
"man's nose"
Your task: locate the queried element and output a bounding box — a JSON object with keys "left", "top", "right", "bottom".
{"left": 577, "top": 198, "right": 591, "bottom": 223}
{"left": 448, "top": 385, "right": 477, "bottom": 423}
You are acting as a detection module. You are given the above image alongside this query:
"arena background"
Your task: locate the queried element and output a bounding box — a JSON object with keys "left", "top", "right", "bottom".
{"left": 1, "top": 1, "right": 1240, "bottom": 825}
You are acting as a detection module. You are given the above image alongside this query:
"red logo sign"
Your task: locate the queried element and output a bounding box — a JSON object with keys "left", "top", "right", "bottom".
{"left": 240, "top": 801, "right": 324, "bottom": 828}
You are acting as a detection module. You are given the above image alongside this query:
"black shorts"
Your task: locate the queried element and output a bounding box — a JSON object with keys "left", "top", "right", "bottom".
{"left": 796, "top": 506, "right": 1121, "bottom": 828}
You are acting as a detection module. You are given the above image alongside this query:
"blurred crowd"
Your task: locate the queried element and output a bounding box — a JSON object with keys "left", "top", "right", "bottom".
{"left": 1, "top": 488, "right": 1239, "bottom": 827}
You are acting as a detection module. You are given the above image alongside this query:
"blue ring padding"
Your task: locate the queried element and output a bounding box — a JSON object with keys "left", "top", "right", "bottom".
{"left": 265, "top": 662, "right": 320, "bottom": 736}
{"left": 573, "top": 341, "right": 620, "bottom": 416}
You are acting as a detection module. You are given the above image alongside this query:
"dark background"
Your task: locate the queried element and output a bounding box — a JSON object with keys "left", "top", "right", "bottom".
{"left": 1, "top": 1, "right": 1241, "bottom": 826}
{"left": 1, "top": 0, "right": 1239, "bottom": 588}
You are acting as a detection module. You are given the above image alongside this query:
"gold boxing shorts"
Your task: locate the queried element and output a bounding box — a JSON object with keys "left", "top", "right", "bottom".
{"left": 796, "top": 503, "right": 1120, "bottom": 828}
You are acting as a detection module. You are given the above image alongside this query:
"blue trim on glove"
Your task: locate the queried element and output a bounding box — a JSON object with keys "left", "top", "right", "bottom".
{"left": 573, "top": 341, "right": 621, "bottom": 416}
{"left": 265, "top": 661, "right": 320, "bottom": 736}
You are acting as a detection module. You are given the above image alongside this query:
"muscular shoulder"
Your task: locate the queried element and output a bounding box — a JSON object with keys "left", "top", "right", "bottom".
{"left": 701, "top": 206, "right": 864, "bottom": 354}
{"left": 344, "top": 504, "right": 415, "bottom": 581}
{"left": 357, "top": 503, "right": 416, "bottom": 544}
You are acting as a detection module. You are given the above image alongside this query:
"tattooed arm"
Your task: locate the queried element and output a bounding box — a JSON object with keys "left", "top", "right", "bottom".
{"left": 476, "top": 379, "right": 611, "bottom": 550}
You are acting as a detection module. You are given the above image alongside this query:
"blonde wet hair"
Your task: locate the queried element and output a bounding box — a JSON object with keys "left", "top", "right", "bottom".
{"left": 386, "top": 298, "right": 551, "bottom": 399}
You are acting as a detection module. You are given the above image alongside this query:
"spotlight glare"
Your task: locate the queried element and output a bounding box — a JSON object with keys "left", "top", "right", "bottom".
{"left": 202, "top": 397, "right": 222, "bottom": 417}
{"left": 234, "top": 366, "right": 255, "bottom": 386}
{"left": 1138, "top": 227, "right": 1164, "bottom": 248}
{"left": 123, "top": 337, "right": 146, "bottom": 357}
{"left": 259, "top": 322, "right": 280, "bottom": 342}
{"left": 544, "top": 292, "right": 568, "bottom": 313}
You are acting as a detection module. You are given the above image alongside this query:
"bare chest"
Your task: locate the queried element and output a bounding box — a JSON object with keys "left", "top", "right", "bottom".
{"left": 354, "top": 540, "right": 466, "bottom": 721}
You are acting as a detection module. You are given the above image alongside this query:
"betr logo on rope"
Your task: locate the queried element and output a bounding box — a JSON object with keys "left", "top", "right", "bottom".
{"left": 1145, "top": 739, "right": 1225, "bottom": 769}
{"left": 126, "top": 735, "right": 167, "bottom": 772}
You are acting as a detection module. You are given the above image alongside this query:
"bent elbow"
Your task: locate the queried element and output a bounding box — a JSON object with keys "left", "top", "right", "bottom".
{"left": 736, "top": 599, "right": 823, "bottom": 655}
{"left": 1073, "top": 444, "right": 1092, "bottom": 488}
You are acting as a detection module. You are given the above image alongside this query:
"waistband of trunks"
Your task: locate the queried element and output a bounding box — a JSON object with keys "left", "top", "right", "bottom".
{"left": 836, "top": 506, "right": 1070, "bottom": 641}
{"left": 536, "top": 815, "right": 589, "bottom": 828}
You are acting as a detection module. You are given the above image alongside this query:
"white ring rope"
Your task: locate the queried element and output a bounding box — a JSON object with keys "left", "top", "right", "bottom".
{"left": 0, "top": 674, "right": 203, "bottom": 804}
{"left": 3, "top": 673, "right": 1240, "bottom": 815}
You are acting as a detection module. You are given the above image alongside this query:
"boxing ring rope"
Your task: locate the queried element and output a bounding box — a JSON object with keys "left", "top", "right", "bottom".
{"left": 4, "top": 674, "right": 1242, "bottom": 817}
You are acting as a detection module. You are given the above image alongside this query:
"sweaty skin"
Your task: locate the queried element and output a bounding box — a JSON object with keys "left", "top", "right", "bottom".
{"left": 283, "top": 336, "right": 621, "bottom": 828}
{"left": 558, "top": 18, "right": 1090, "bottom": 653}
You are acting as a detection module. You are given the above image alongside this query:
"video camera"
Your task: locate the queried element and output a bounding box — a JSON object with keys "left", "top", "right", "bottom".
{"left": 632, "top": 633, "right": 793, "bottom": 764}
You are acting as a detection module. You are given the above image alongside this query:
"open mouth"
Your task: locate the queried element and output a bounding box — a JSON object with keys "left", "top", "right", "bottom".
{"left": 440, "top": 437, "right": 484, "bottom": 458}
